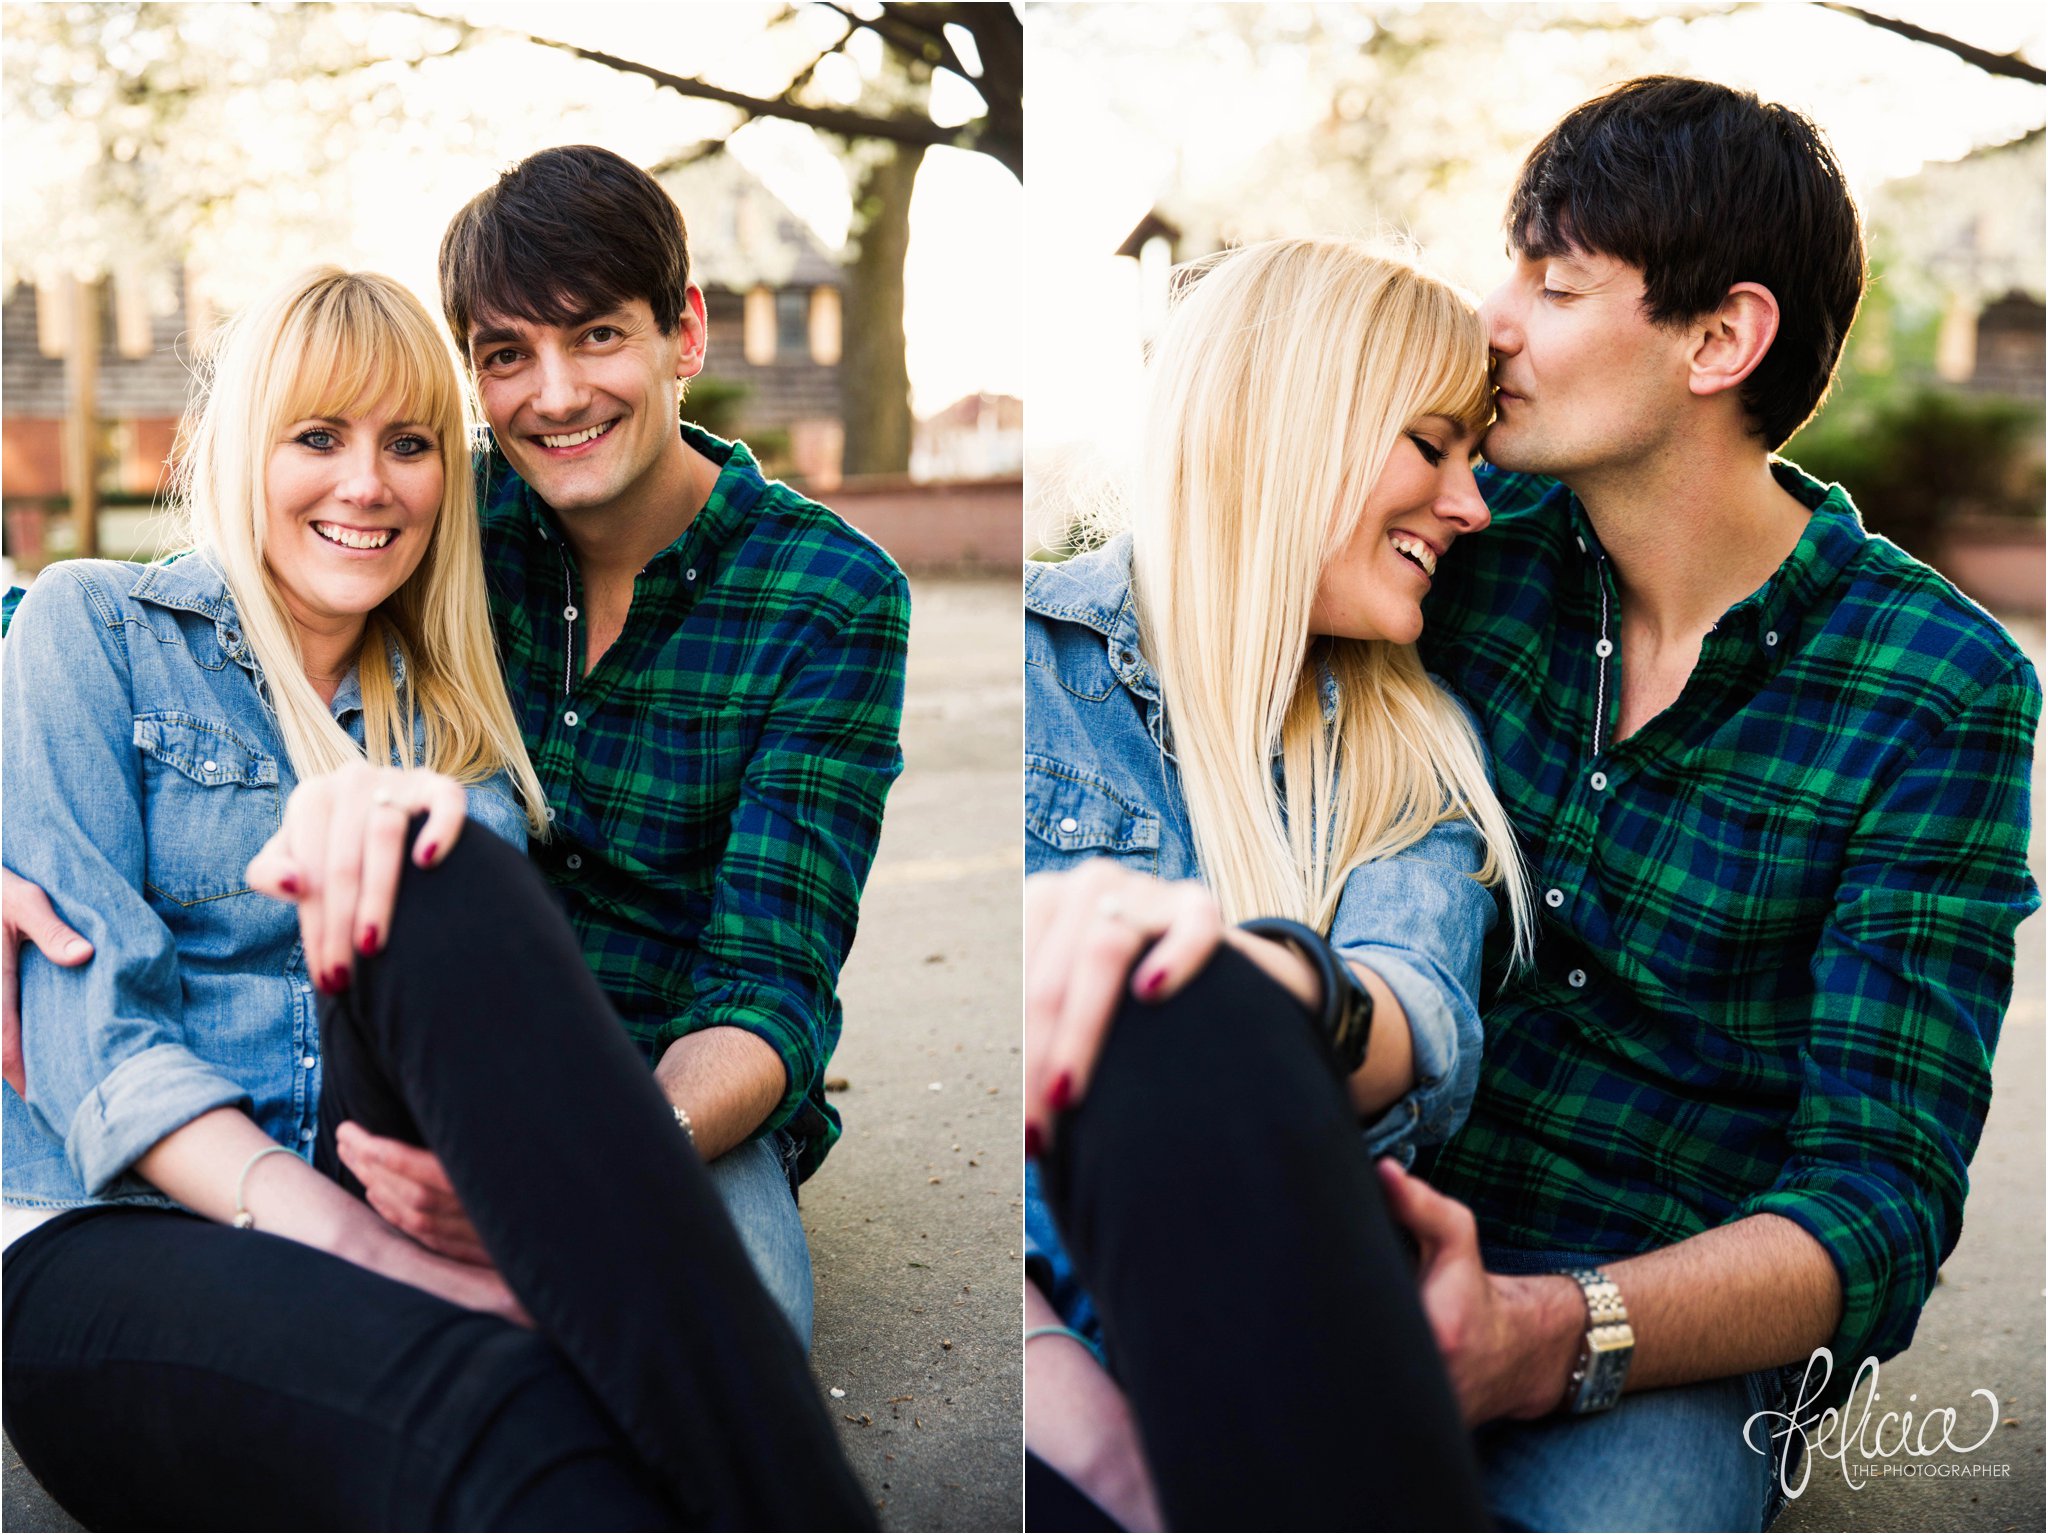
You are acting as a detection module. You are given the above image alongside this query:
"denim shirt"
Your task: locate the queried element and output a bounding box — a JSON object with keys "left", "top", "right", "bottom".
{"left": 2, "top": 555, "right": 528, "bottom": 1214}
{"left": 1023, "top": 535, "right": 1499, "bottom": 1346}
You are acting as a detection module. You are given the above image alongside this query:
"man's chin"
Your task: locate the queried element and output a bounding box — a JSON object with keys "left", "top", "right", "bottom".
{"left": 501, "top": 451, "right": 608, "bottom": 511}
{"left": 1478, "top": 425, "right": 1544, "bottom": 476}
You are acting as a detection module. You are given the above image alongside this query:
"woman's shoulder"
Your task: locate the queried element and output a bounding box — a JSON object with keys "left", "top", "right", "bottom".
{"left": 1025, "top": 535, "right": 1135, "bottom": 628}
{"left": 11, "top": 555, "right": 235, "bottom": 640}
{"left": 5, "top": 560, "right": 166, "bottom": 667}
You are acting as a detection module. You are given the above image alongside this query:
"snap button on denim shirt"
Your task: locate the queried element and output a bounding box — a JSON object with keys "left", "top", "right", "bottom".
{"left": 2, "top": 555, "right": 529, "bottom": 1214}
{"left": 1024, "top": 536, "right": 1499, "bottom": 1336}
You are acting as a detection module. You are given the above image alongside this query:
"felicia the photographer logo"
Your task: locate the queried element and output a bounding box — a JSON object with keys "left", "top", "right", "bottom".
{"left": 1744, "top": 1348, "right": 2006, "bottom": 1496}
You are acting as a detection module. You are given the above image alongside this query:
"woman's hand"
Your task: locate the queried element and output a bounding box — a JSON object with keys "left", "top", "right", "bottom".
{"left": 1025, "top": 863, "right": 1326, "bottom": 1156}
{"left": 1025, "top": 863, "right": 1225, "bottom": 1154}
{"left": 246, "top": 764, "right": 468, "bottom": 992}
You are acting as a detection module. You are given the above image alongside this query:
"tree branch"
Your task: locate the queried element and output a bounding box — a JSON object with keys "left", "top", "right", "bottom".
{"left": 522, "top": 32, "right": 972, "bottom": 153}
{"left": 1819, "top": 3, "right": 2045, "bottom": 85}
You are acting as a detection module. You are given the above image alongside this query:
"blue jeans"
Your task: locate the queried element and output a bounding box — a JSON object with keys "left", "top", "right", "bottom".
{"left": 705, "top": 1132, "right": 814, "bottom": 1349}
{"left": 1477, "top": 1246, "right": 1803, "bottom": 1531}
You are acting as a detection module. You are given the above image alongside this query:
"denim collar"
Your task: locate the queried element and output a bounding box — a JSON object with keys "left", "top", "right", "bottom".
{"left": 1025, "top": 533, "right": 1159, "bottom": 705}
{"left": 127, "top": 549, "right": 408, "bottom": 722}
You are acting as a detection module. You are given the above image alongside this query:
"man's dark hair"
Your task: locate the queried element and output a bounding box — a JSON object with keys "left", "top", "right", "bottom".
{"left": 439, "top": 144, "right": 690, "bottom": 350}
{"left": 1508, "top": 76, "right": 1866, "bottom": 449}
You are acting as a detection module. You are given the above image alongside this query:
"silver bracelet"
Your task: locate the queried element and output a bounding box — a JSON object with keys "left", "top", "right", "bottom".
{"left": 1025, "top": 1323, "right": 1097, "bottom": 1351}
{"left": 232, "top": 1144, "right": 299, "bottom": 1230}
{"left": 672, "top": 1103, "right": 697, "bottom": 1148}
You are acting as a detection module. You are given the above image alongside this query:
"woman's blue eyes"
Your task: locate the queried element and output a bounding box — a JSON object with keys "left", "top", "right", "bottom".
{"left": 293, "top": 429, "right": 433, "bottom": 456}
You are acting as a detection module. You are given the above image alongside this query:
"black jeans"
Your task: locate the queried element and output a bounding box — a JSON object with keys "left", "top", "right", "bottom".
{"left": 3, "top": 821, "right": 874, "bottom": 1532}
{"left": 1036, "top": 945, "right": 1489, "bottom": 1532}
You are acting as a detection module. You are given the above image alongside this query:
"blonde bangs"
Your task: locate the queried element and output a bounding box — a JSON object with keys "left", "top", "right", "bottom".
{"left": 1405, "top": 280, "right": 1495, "bottom": 436}
{"left": 274, "top": 279, "right": 463, "bottom": 451}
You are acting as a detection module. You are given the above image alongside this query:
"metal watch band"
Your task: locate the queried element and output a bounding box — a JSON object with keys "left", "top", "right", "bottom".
{"left": 1236, "top": 917, "right": 1375, "bottom": 1077}
{"left": 1563, "top": 1267, "right": 1635, "bottom": 1415}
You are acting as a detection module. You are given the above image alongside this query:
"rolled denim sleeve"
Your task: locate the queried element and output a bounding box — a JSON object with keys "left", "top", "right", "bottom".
{"left": 464, "top": 774, "right": 530, "bottom": 853}
{"left": 4, "top": 567, "right": 249, "bottom": 1195}
{"left": 1330, "top": 812, "right": 1495, "bottom": 1165}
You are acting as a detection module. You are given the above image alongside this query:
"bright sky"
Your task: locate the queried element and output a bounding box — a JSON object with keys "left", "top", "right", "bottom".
{"left": 1026, "top": 0, "right": 2047, "bottom": 454}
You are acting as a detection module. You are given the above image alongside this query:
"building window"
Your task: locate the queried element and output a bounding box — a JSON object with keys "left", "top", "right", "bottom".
{"left": 743, "top": 286, "right": 776, "bottom": 366}
{"left": 113, "top": 266, "right": 154, "bottom": 359}
{"left": 776, "top": 289, "right": 807, "bottom": 358}
{"left": 809, "top": 286, "right": 842, "bottom": 366}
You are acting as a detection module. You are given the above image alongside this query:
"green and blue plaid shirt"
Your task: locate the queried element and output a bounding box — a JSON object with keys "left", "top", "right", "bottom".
{"left": 1418, "top": 461, "right": 2040, "bottom": 1368}
{"left": 478, "top": 424, "right": 909, "bottom": 1181}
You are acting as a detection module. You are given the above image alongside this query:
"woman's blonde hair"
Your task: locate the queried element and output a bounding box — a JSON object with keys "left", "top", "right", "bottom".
{"left": 1130, "top": 237, "right": 1533, "bottom": 960}
{"left": 173, "top": 266, "right": 547, "bottom": 833}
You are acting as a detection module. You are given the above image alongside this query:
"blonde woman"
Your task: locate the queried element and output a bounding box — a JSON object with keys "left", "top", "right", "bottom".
{"left": 2, "top": 268, "right": 869, "bottom": 1529}
{"left": 1023, "top": 239, "right": 1531, "bottom": 1529}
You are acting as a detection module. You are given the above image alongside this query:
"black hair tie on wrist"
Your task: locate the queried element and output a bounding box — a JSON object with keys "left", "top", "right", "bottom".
{"left": 1237, "top": 917, "right": 1375, "bottom": 1079}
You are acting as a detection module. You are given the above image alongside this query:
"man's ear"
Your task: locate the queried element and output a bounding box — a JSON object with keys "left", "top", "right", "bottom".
{"left": 1687, "top": 282, "right": 1779, "bottom": 401}
{"left": 675, "top": 286, "right": 708, "bottom": 382}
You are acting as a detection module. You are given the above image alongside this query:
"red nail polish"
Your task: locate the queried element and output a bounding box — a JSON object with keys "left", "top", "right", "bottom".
{"left": 278, "top": 874, "right": 301, "bottom": 896}
{"left": 418, "top": 843, "right": 438, "bottom": 866}
{"left": 1137, "top": 969, "right": 1166, "bottom": 1000}
{"left": 1048, "top": 1073, "right": 1074, "bottom": 1114}
{"left": 328, "top": 967, "right": 351, "bottom": 995}
{"left": 1025, "top": 1124, "right": 1044, "bottom": 1160}
{"left": 357, "top": 926, "right": 379, "bottom": 957}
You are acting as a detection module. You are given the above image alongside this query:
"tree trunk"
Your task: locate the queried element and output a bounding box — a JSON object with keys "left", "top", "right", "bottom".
{"left": 63, "top": 276, "right": 102, "bottom": 558}
{"left": 840, "top": 140, "right": 925, "bottom": 477}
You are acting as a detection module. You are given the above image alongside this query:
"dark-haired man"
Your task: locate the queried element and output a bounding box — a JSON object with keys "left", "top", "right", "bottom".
{"left": 3, "top": 145, "right": 909, "bottom": 1349}
{"left": 1381, "top": 77, "right": 2040, "bottom": 1527}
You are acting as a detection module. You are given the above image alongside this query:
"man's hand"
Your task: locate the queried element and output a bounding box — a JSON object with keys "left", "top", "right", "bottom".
{"left": 1376, "top": 1158, "right": 1583, "bottom": 1426}
{"left": 3, "top": 868, "right": 95, "bottom": 1096}
{"left": 334, "top": 1120, "right": 491, "bottom": 1266}
{"left": 246, "top": 764, "right": 468, "bottom": 992}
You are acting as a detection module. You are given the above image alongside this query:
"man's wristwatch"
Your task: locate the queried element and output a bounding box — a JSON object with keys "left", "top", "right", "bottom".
{"left": 1236, "top": 917, "right": 1375, "bottom": 1077}
{"left": 1562, "top": 1268, "right": 1635, "bottom": 1414}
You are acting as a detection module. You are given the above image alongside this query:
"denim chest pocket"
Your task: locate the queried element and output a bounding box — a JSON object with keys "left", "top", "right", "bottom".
{"left": 133, "top": 713, "right": 282, "bottom": 905}
{"left": 1025, "top": 756, "right": 1161, "bottom": 873}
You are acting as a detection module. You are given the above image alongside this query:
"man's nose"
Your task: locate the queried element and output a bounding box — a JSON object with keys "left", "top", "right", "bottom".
{"left": 532, "top": 349, "right": 592, "bottom": 420}
{"left": 1480, "top": 280, "right": 1519, "bottom": 356}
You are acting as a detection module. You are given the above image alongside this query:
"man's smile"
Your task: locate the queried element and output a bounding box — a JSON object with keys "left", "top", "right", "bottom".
{"left": 533, "top": 419, "right": 618, "bottom": 454}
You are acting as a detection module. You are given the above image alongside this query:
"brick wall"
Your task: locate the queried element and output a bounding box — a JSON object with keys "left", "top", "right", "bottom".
{"left": 826, "top": 476, "right": 1022, "bottom": 575}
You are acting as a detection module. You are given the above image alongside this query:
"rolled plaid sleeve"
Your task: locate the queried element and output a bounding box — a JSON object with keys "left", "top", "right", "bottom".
{"left": 1736, "top": 660, "right": 2042, "bottom": 1366}
{"left": 655, "top": 568, "right": 911, "bottom": 1137}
